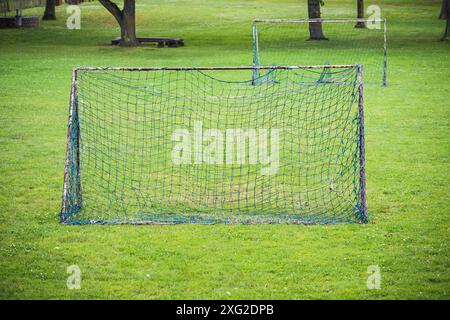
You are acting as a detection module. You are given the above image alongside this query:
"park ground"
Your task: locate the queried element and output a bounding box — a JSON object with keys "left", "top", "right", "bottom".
{"left": 0, "top": 0, "right": 449, "bottom": 299}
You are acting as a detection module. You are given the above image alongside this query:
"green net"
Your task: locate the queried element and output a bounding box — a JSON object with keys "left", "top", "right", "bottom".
{"left": 61, "top": 66, "right": 367, "bottom": 225}
{"left": 252, "top": 19, "right": 387, "bottom": 86}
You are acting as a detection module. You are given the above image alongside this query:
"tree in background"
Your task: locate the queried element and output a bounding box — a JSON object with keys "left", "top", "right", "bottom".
{"left": 99, "top": 0, "right": 139, "bottom": 47}
{"left": 440, "top": 0, "right": 449, "bottom": 40}
{"left": 308, "top": 0, "right": 327, "bottom": 40}
{"left": 355, "top": 0, "right": 365, "bottom": 28}
{"left": 43, "top": 0, "right": 56, "bottom": 20}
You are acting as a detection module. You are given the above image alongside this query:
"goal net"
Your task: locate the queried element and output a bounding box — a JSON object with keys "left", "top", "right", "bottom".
{"left": 61, "top": 66, "right": 367, "bottom": 225}
{"left": 252, "top": 18, "right": 387, "bottom": 86}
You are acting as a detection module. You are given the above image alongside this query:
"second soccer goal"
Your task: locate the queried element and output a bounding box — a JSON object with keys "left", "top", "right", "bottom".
{"left": 252, "top": 18, "right": 387, "bottom": 86}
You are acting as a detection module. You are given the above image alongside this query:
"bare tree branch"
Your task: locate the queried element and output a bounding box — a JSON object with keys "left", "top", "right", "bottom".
{"left": 99, "top": 0, "right": 123, "bottom": 26}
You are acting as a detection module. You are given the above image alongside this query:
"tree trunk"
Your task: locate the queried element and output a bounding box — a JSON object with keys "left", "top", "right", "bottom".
{"left": 443, "top": 18, "right": 449, "bottom": 40}
{"left": 43, "top": 0, "right": 56, "bottom": 20}
{"left": 355, "top": 0, "right": 365, "bottom": 28}
{"left": 440, "top": 0, "right": 449, "bottom": 40}
{"left": 121, "top": 0, "right": 139, "bottom": 46}
{"left": 439, "top": 0, "right": 449, "bottom": 19}
{"left": 307, "top": 0, "right": 327, "bottom": 40}
{"left": 99, "top": 0, "right": 139, "bottom": 47}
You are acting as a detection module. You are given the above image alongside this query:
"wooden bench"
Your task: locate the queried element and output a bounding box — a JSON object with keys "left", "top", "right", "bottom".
{"left": 111, "top": 37, "right": 184, "bottom": 47}
{"left": 0, "top": 16, "right": 39, "bottom": 28}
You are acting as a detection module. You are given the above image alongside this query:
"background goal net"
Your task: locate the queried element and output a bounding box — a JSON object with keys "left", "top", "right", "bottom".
{"left": 252, "top": 18, "right": 387, "bottom": 86}
{"left": 61, "top": 66, "right": 367, "bottom": 225}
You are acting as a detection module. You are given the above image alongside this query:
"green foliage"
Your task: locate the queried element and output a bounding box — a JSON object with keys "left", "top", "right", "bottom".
{"left": 0, "top": 0, "right": 449, "bottom": 299}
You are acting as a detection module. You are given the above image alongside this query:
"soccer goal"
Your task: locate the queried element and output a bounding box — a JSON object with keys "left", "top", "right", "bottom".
{"left": 61, "top": 65, "right": 367, "bottom": 225}
{"left": 252, "top": 18, "right": 387, "bottom": 86}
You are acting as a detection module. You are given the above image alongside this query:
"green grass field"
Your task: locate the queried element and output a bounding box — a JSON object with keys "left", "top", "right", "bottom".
{"left": 0, "top": 0, "right": 449, "bottom": 299}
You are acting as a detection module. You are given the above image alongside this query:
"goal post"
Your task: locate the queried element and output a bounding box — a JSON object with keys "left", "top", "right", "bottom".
{"left": 252, "top": 18, "right": 387, "bottom": 86}
{"left": 61, "top": 65, "right": 368, "bottom": 225}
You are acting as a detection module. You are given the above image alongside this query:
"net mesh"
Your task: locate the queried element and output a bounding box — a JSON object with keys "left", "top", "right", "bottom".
{"left": 253, "top": 19, "right": 386, "bottom": 86}
{"left": 61, "top": 66, "right": 367, "bottom": 225}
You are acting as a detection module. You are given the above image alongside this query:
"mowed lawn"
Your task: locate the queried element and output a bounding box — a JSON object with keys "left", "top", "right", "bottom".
{"left": 0, "top": 0, "right": 449, "bottom": 299}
